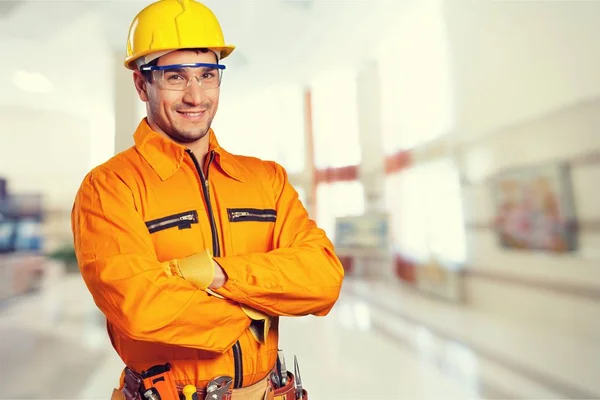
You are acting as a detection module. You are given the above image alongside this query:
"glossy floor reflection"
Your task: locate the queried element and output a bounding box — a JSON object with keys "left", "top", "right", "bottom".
{"left": 0, "top": 262, "right": 598, "bottom": 400}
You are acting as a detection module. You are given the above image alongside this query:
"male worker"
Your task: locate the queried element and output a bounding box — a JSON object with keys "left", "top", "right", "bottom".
{"left": 70, "top": 0, "right": 344, "bottom": 399}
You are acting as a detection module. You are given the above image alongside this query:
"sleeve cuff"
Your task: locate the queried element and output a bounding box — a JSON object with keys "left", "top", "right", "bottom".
{"left": 173, "top": 249, "right": 215, "bottom": 290}
{"left": 241, "top": 305, "right": 271, "bottom": 345}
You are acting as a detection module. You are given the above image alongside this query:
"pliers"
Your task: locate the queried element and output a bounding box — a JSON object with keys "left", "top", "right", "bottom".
{"left": 294, "top": 356, "right": 303, "bottom": 399}
{"left": 205, "top": 376, "right": 233, "bottom": 400}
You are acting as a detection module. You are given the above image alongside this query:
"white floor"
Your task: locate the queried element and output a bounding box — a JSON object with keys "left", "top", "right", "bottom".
{"left": 0, "top": 262, "right": 598, "bottom": 400}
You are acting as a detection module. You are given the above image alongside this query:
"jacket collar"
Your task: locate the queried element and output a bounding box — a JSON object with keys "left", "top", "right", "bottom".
{"left": 133, "top": 118, "right": 246, "bottom": 183}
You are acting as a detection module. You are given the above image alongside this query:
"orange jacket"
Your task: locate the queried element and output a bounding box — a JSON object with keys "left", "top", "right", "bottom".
{"left": 71, "top": 119, "right": 344, "bottom": 389}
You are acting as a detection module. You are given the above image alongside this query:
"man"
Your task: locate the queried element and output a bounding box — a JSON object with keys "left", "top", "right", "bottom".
{"left": 70, "top": 0, "right": 344, "bottom": 399}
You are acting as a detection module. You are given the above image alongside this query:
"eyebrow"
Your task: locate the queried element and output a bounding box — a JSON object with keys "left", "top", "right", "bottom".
{"left": 164, "top": 66, "right": 217, "bottom": 73}
{"left": 164, "top": 68, "right": 186, "bottom": 74}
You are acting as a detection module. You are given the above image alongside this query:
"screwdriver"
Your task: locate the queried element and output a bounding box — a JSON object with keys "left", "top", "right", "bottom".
{"left": 143, "top": 390, "right": 160, "bottom": 400}
{"left": 182, "top": 385, "right": 199, "bottom": 400}
{"left": 278, "top": 350, "right": 288, "bottom": 385}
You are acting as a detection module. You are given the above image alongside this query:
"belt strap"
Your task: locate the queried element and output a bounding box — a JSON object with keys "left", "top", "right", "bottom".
{"left": 121, "top": 367, "right": 306, "bottom": 400}
{"left": 122, "top": 368, "right": 143, "bottom": 400}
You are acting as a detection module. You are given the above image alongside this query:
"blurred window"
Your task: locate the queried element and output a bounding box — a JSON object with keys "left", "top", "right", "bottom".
{"left": 311, "top": 67, "right": 361, "bottom": 169}
{"left": 384, "top": 158, "right": 466, "bottom": 267}
{"left": 377, "top": 0, "right": 454, "bottom": 153}
{"left": 316, "top": 180, "right": 365, "bottom": 243}
{"left": 214, "top": 84, "right": 306, "bottom": 174}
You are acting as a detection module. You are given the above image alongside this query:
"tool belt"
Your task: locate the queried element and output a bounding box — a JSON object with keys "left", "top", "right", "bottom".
{"left": 268, "top": 371, "right": 308, "bottom": 400}
{"left": 115, "top": 364, "right": 308, "bottom": 400}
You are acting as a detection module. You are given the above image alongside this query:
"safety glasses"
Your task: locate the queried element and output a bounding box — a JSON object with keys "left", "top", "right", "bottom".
{"left": 140, "top": 62, "right": 226, "bottom": 91}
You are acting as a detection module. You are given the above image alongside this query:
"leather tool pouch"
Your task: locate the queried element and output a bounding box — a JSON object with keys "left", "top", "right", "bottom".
{"left": 122, "top": 367, "right": 144, "bottom": 400}
{"left": 271, "top": 372, "right": 308, "bottom": 400}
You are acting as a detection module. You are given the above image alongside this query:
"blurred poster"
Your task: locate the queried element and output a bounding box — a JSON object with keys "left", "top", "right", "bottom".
{"left": 0, "top": 221, "right": 16, "bottom": 254}
{"left": 0, "top": 193, "right": 45, "bottom": 300}
{"left": 415, "top": 258, "right": 463, "bottom": 302}
{"left": 0, "top": 194, "right": 43, "bottom": 253}
{"left": 334, "top": 213, "right": 390, "bottom": 257}
{"left": 0, "top": 178, "right": 6, "bottom": 199}
{"left": 492, "top": 163, "right": 577, "bottom": 253}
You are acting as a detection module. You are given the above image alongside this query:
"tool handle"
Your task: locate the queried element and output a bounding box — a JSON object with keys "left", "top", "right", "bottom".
{"left": 182, "top": 385, "right": 198, "bottom": 400}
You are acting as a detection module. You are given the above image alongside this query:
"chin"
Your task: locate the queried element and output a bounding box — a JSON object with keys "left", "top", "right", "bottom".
{"left": 177, "top": 129, "right": 209, "bottom": 143}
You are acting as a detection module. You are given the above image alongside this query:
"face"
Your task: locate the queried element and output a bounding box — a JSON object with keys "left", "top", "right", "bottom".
{"left": 134, "top": 49, "right": 220, "bottom": 144}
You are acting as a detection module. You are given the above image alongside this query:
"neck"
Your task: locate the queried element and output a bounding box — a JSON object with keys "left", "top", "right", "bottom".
{"left": 146, "top": 118, "right": 211, "bottom": 161}
{"left": 186, "top": 134, "right": 210, "bottom": 160}
{"left": 187, "top": 134, "right": 211, "bottom": 176}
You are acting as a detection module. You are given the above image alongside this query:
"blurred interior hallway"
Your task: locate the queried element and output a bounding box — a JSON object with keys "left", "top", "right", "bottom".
{"left": 1, "top": 262, "right": 598, "bottom": 400}
{"left": 2, "top": 1, "right": 600, "bottom": 399}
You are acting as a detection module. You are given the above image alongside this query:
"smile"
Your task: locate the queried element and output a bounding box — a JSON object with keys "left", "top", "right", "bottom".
{"left": 178, "top": 111, "right": 206, "bottom": 119}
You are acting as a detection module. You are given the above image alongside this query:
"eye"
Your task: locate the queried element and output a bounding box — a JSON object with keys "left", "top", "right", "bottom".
{"left": 165, "top": 73, "right": 185, "bottom": 81}
{"left": 202, "top": 71, "right": 217, "bottom": 80}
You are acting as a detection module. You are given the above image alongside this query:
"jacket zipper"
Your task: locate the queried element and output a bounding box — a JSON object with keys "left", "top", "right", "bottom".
{"left": 146, "top": 211, "right": 198, "bottom": 233}
{"left": 187, "top": 149, "right": 220, "bottom": 257}
{"left": 186, "top": 149, "right": 243, "bottom": 388}
{"left": 231, "top": 211, "right": 269, "bottom": 220}
{"left": 232, "top": 341, "right": 243, "bottom": 388}
{"left": 228, "top": 209, "right": 276, "bottom": 222}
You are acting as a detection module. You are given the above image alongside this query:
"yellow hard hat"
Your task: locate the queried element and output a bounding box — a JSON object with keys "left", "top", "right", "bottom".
{"left": 124, "top": 0, "right": 235, "bottom": 70}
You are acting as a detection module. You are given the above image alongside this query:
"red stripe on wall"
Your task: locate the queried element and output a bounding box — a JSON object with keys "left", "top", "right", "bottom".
{"left": 314, "top": 165, "right": 359, "bottom": 184}
{"left": 385, "top": 150, "right": 412, "bottom": 174}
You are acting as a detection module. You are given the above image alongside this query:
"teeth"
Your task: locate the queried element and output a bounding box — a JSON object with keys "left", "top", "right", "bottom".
{"left": 182, "top": 112, "right": 202, "bottom": 116}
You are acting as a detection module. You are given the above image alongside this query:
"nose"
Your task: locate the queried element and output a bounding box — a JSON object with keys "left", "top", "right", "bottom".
{"left": 181, "top": 77, "right": 208, "bottom": 106}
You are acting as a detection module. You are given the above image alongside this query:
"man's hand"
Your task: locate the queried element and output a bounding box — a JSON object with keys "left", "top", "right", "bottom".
{"left": 210, "top": 260, "right": 227, "bottom": 289}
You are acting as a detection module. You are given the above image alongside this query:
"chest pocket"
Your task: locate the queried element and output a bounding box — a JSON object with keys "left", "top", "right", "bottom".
{"left": 144, "top": 209, "right": 203, "bottom": 261}
{"left": 225, "top": 208, "right": 276, "bottom": 255}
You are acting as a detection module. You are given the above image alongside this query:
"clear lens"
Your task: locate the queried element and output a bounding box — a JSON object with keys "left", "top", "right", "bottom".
{"left": 152, "top": 66, "right": 223, "bottom": 91}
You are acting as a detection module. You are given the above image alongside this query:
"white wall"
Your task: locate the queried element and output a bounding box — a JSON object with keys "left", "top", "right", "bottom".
{"left": 444, "top": 1, "right": 600, "bottom": 142}
{"left": 0, "top": 107, "right": 90, "bottom": 209}
{"left": 0, "top": 9, "right": 117, "bottom": 250}
{"left": 114, "top": 56, "right": 146, "bottom": 155}
{"left": 441, "top": 1, "right": 600, "bottom": 337}
{"left": 364, "top": 0, "right": 600, "bottom": 339}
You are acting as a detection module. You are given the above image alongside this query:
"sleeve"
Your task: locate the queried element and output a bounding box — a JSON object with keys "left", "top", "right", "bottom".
{"left": 71, "top": 168, "right": 250, "bottom": 353}
{"left": 211, "top": 161, "right": 345, "bottom": 317}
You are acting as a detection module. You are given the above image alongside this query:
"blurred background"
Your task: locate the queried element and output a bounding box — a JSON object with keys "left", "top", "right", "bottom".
{"left": 1, "top": 0, "right": 599, "bottom": 399}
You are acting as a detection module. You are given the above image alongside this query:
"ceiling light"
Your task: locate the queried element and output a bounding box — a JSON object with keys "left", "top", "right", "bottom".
{"left": 12, "top": 70, "right": 54, "bottom": 93}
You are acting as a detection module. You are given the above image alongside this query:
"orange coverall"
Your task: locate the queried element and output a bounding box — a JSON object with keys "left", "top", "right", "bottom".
{"left": 71, "top": 119, "right": 344, "bottom": 389}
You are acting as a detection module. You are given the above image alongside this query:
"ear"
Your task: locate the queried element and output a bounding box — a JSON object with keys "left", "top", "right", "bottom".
{"left": 133, "top": 71, "right": 149, "bottom": 102}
